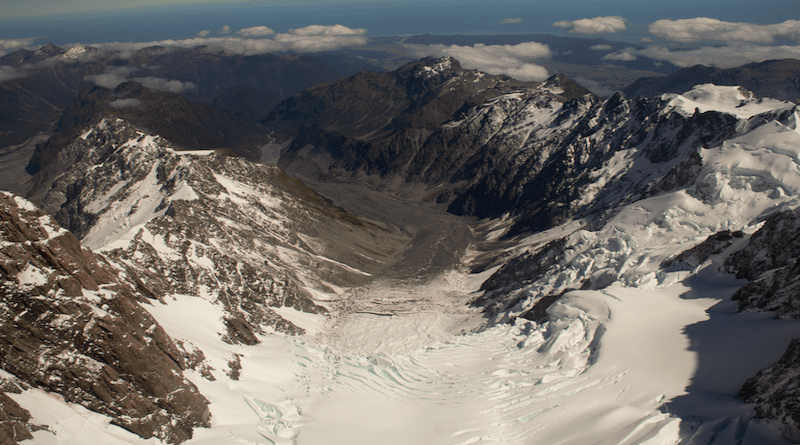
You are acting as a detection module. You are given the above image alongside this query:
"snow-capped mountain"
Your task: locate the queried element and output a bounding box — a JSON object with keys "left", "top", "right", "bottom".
{"left": 37, "top": 117, "right": 407, "bottom": 338}
{"left": 3, "top": 56, "right": 800, "bottom": 444}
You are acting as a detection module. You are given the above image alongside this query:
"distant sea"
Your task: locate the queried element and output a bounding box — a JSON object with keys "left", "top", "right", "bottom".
{"left": 1, "top": 0, "right": 781, "bottom": 49}
{"left": 2, "top": 2, "right": 637, "bottom": 46}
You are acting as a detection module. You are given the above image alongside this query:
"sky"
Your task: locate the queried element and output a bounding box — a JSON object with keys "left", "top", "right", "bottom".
{"left": 1, "top": 0, "right": 800, "bottom": 80}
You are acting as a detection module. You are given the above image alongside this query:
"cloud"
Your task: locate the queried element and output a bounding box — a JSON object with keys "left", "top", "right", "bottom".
{"left": 272, "top": 25, "right": 369, "bottom": 52}
{"left": 96, "top": 24, "right": 368, "bottom": 56}
{"left": 85, "top": 66, "right": 195, "bottom": 93}
{"left": 590, "top": 44, "right": 612, "bottom": 51}
{"left": 220, "top": 25, "right": 232, "bottom": 35}
{"left": 0, "top": 36, "right": 44, "bottom": 56}
{"left": 0, "top": 65, "right": 25, "bottom": 82}
{"left": 196, "top": 30, "right": 210, "bottom": 38}
{"left": 649, "top": 18, "right": 800, "bottom": 44}
{"left": 288, "top": 24, "right": 366, "bottom": 36}
{"left": 500, "top": 18, "right": 523, "bottom": 25}
{"left": 109, "top": 98, "right": 143, "bottom": 108}
{"left": 637, "top": 44, "right": 800, "bottom": 68}
{"left": 408, "top": 41, "right": 550, "bottom": 81}
{"left": 573, "top": 77, "right": 617, "bottom": 98}
{"left": 553, "top": 16, "right": 627, "bottom": 34}
{"left": 85, "top": 66, "right": 133, "bottom": 88}
{"left": 602, "top": 48, "right": 637, "bottom": 61}
{"left": 238, "top": 26, "right": 275, "bottom": 37}
{"left": 134, "top": 76, "right": 195, "bottom": 93}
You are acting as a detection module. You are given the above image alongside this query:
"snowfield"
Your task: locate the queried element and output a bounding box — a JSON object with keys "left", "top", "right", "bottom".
{"left": 13, "top": 84, "right": 800, "bottom": 444}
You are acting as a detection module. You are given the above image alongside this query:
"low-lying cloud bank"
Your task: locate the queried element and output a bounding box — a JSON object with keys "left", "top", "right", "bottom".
{"left": 0, "top": 25, "right": 368, "bottom": 86}
{"left": 637, "top": 44, "right": 800, "bottom": 68}
{"left": 649, "top": 18, "right": 800, "bottom": 44}
{"left": 407, "top": 42, "right": 551, "bottom": 81}
{"left": 97, "top": 24, "right": 368, "bottom": 57}
{"left": 554, "top": 16, "right": 800, "bottom": 69}
{"left": 85, "top": 66, "right": 196, "bottom": 93}
{"left": 553, "top": 16, "right": 627, "bottom": 35}
{"left": 0, "top": 36, "right": 43, "bottom": 55}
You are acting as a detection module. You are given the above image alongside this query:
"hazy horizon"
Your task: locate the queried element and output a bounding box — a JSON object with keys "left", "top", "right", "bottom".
{"left": 2, "top": 1, "right": 800, "bottom": 81}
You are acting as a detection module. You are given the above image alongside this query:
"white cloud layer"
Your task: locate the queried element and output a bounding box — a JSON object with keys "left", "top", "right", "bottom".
{"left": 590, "top": 44, "right": 612, "bottom": 51}
{"left": 0, "top": 65, "right": 25, "bottom": 82}
{"left": 96, "top": 24, "right": 368, "bottom": 56}
{"left": 637, "top": 44, "right": 800, "bottom": 68}
{"left": 109, "top": 98, "right": 143, "bottom": 108}
{"left": 649, "top": 18, "right": 800, "bottom": 44}
{"left": 553, "top": 16, "right": 627, "bottom": 34}
{"left": 238, "top": 26, "right": 275, "bottom": 37}
{"left": 85, "top": 66, "right": 196, "bottom": 93}
{"left": 500, "top": 18, "right": 523, "bottom": 25}
{"left": 220, "top": 25, "right": 231, "bottom": 35}
{"left": 408, "top": 42, "right": 550, "bottom": 81}
{"left": 0, "top": 36, "right": 44, "bottom": 56}
{"left": 602, "top": 48, "right": 637, "bottom": 61}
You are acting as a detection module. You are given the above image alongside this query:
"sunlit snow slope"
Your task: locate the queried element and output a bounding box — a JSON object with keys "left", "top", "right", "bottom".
{"left": 15, "top": 84, "right": 800, "bottom": 445}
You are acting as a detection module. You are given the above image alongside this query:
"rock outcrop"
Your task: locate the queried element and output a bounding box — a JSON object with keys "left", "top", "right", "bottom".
{"left": 0, "top": 191, "right": 210, "bottom": 443}
{"left": 726, "top": 207, "right": 800, "bottom": 318}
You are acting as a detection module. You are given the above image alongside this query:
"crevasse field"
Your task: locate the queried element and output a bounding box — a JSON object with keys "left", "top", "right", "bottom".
{"left": 13, "top": 86, "right": 800, "bottom": 444}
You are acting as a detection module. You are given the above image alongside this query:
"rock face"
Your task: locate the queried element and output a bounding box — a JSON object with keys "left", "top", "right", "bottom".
{"left": 0, "top": 390, "right": 34, "bottom": 445}
{"left": 0, "top": 191, "right": 210, "bottom": 443}
{"left": 726, "top": 208, "right": 800, "bottom": 318}
{"left": 661, "top": 229, "right": 744, "bottom": 270}
{"left": 740, "top": 339, "right": 800, "bottom": 441}
{"left": 719, "top": 207, "right": 800, "bottom": 435}
{"left": 623, "top": 58, "right": 800, "bottom": 102}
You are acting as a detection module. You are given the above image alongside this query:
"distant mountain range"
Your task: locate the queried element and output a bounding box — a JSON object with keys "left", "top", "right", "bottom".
{"left": 0, "top": 43, "right": 345, "bottom": 150}
{"left": 624, "top": 58, "right": 800, "bottom": 103}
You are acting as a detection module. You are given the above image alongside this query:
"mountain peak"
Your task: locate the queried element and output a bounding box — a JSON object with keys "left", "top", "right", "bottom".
{"left": 63, "top": 44, "right": 100, "bottom": 59}
{"left": 542, "top": 73, "right": 596, "bottom": 101}
{"left": 34, "top": 43, "right": 64, "bottom": 57}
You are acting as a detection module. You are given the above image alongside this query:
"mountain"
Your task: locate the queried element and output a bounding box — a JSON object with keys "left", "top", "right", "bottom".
{"left": 24, "top": 80, "right": 274, "bottom": 206}
{"left": 4, "top": 56, "right": 800, "bottom": 444}
{"left": 623, "top": 58, "right": 800, "bottom": 103}
{"left": 0, "top": 43, "right": 346, "bottom": 151}
{"left": 267, "top": 57, "right": 595, "bottom": 210}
